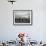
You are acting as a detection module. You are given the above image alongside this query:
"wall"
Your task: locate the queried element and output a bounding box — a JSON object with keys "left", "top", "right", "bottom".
{"left": 0, "top": 0, "right": 46, "bottom": 42}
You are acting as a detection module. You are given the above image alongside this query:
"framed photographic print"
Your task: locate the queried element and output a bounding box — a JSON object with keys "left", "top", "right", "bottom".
{"left": 13, "top": 10, "right": 32, "bottom": 25}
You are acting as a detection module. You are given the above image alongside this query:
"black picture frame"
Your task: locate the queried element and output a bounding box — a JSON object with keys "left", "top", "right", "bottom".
{"left": 13, "top": 10, "right": 33, "bottom": 26}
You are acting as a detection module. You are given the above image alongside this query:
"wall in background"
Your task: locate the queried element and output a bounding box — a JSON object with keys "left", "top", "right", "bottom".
{"left": 0, "top": 0, "right": 46, "bottom": 42}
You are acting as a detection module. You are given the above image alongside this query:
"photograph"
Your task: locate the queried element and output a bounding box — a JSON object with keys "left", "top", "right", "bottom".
{"left": 13, "top": 10, "right": 32, "bottom": 25}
